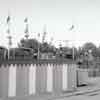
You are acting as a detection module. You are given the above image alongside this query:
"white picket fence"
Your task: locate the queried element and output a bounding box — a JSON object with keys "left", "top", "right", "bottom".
{"left": 0, "top": 63, "right": 77, "bottom": 98}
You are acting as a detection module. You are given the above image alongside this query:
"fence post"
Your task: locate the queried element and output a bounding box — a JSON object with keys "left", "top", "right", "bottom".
{"left": 1, "top": 64, "right": 9, "bottom": 98}
{"left": 67, "top": 64, "right": 77, "bottom": 91}
{"left": 29, "top": 64, "right": 36, "bottom": 95}
{"left": 53, "top": 64, "right": 62, "bottom": 94}
{"left": 47, "top": 63, "right": 53, "bottom": 92}
{"left": 62, "top": 64, "right": 68, "bottom": 91}
{"left": 8, "top": 64, "right": 16, "bottom": 97}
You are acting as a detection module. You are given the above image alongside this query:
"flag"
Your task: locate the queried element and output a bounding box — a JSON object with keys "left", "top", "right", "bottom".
{"left": 24, "top": 18, "right": 28, "bottom": 23}
{"left": 51, "top": 37, "right": 53, "bottom": 41}
{"left": 25, "top": 28, "right": 28, "bottom": 33}
{"left": 69, "top": 25, "right": 74, "bottom": 30}
{"left": 6, "top": 29, "right": 10, "bottom": 34}
{"left": 24, "top": 27, "right": 28, "bottom": 33}
{"left": 7, "top": 16, "right": 10, "bottom": 23}
{"left": 38, "top": 33, "right": 40, "bottom": 37}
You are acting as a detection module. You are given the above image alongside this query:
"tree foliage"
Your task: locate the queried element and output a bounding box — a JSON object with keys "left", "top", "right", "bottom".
{"left": 1, "top": 39, "right": 100, "bottom": 61}
{"left": 19, "top": 39, "right": 57, "bottom": 54}
{"left": 82, "top": 42, "right": 96, "bottom": 52}
{"left": 19, "top": 38, "right": 41, "bottom": 52}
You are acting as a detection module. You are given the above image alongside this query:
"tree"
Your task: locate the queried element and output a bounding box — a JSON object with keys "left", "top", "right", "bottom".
{"left": 40, "top": 42, "right": 56, "bottom": 53}
{"left": 82, "top": 42, "right": 96, "bottom": 52}
{"left": 19, "top": 38, "right": 57, "bottom": 53}
{"left": 82, "top": 42, "right": 97, "bottom": 57}
{"left": 94, "top": 47, "right": 100, "bottom": 57}
{"left": 56, "top": 46, "right": 78, "bottom": 59}
{"left": 18, "top": 38, "right": 41, "bottom": 52}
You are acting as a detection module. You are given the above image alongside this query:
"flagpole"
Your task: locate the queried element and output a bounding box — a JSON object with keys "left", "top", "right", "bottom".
{"left": 7, "top": 35, "right": 12, "bottom": 60}
{"left": 24, "top": 17, "right": 29, "bottom": 40}
{"left": 7, "top": 14, "right": 9, "bottom": 60}
{"left": 37, "top": 33, "right": 40, "bottom": 60}
{"left": 6, "top": 14, "right": 12, "bottom": 60}
{"left": 69, "top": 24, "right": 75, "bottom": 60}
{"left": 72, "top": 45, "right": 75, "bottom": 60}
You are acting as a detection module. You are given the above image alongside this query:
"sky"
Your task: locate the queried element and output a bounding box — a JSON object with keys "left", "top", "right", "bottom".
{"left": 0, "top": 0, "right": 100, "bottom": 48}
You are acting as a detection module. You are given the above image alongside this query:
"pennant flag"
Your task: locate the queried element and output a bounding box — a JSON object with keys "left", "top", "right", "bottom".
{"left": 7, "top": 16, "right": 10, "bottom": 23}
{"left": 38, "top": 33, "right": 40, "bottom": 37}
{"left": 51, "top": 37, "right": 53, "bottom": 41}
{"left": 69, "top": 25, "right": 74, "bottom": 30}
{"left": 24, "top": 18, "right": 28, "bottom": 23}
{"left": 24, "top": 27, "right": 28, "bottom": 33}
{"left": 6, "top": 29, "right": 10, "bottom": 34}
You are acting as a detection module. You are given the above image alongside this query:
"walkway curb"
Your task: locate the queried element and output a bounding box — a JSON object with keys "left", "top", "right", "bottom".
{"left": 47, "top": 87, "right": 100, "bottom": 100}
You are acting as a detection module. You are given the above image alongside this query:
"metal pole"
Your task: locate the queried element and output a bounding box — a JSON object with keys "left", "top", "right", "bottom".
{"left": 25, "top": 24, "right": 29, "bottom": 39}
{"left": 72, "top": 46, "right": 75, "bottom": 60}
{"left": 37, "top": 33, "right": 40, "bottom": 60}
{"left": 4, "top": 49, "right": 6, "bottom": 60}
{"left": 7, "top": 35, "right": 12, "bottom": 60}
{"left": 37, "top": 45, "right": 40, "bottom": 60}
{"left": 7, "top": 22, "right": 10, "bottom": 60}
{"left": 6, "top": 12, "right": 13, "bottom": 60}
{"left": 24, "top": 18, "right": 29, "bottom": 40}
{"left": 69, "top": 25, "right": 75, "bottom": 60}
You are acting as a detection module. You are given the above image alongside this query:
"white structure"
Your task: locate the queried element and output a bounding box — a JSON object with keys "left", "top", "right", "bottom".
{"left": 0, "top": 62, "right": 77, "bottom": 98}
{"left": 77, "top": 68, "right": 88, "bottom": 86}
